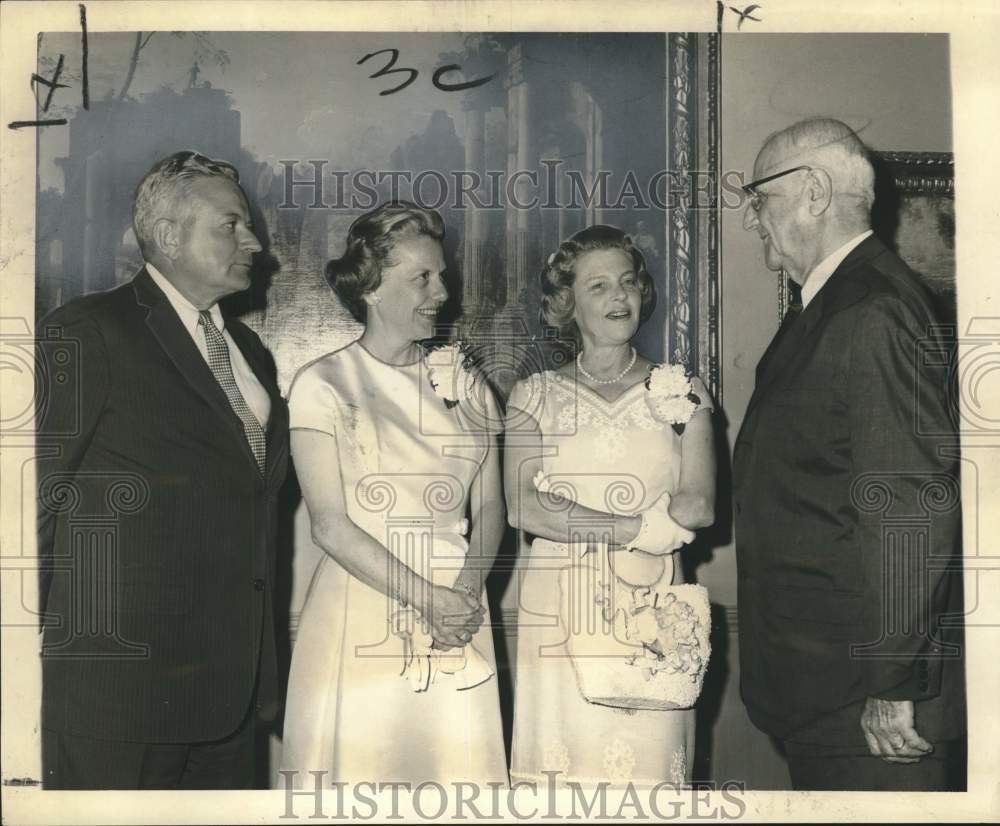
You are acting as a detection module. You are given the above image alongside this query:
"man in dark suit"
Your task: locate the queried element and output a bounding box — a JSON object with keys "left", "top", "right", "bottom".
{"left": 734, "top": 118, "right": 964, "bottom": 790}
{"left": 36, "top": 151, "right": 289, "bottom": 789}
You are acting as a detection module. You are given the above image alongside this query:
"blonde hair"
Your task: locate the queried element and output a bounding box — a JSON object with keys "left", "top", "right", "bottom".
{"left": 540, "top": 225, "right": 656, "bottom": 334}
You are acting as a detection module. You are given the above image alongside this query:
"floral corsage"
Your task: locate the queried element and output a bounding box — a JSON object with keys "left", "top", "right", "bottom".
{"left": 625, "top": 590, "right": 705, "bottom": 681}
{"left": 425, "top": 341, "right": 475, "bottom": 409}
{"left": 645, "top": 363, "right": 700, "bottom": 435}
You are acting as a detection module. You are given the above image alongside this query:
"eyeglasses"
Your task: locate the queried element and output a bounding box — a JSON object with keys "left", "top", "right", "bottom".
{"left": 742, "top": 165, "right": 813, "bottom": 211}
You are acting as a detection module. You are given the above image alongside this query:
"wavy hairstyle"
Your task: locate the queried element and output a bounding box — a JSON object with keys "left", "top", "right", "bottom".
{"left": 132, "top": 151, "right": 241, "bottom": 261}
{"left": 326, "top": 201, "right": 446, "bottom": 323}
{"left": 540, "top": 225, "right": 656, "bottom": 335}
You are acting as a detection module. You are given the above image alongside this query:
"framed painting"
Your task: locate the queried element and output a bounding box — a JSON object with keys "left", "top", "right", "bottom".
{"left": 872, "top": 150, "right": 956, "bottom": 323}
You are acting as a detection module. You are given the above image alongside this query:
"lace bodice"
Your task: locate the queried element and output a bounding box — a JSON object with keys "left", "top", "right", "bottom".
{"left": 508, "top": 369, "right": 712, "bottom": 515}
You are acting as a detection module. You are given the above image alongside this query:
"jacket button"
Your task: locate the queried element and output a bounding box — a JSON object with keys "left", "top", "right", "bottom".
{"left": 918, "top": 680, "right": 929, "bottom": 692}
{"left": 253, "top": 578, "right": 265, "bottom": 591}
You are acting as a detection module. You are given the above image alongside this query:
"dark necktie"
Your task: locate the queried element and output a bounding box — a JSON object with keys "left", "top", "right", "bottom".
{"left": 777, "top": 300, "right": 803, "bottom": 336}
{"left": 198, "top": 311, "right": 266, "bottom": 472}
{"left": 756, "top": 303, "right": 803, "bottom": 382}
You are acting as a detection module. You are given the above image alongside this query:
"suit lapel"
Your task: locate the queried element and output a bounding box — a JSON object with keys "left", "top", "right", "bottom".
{"left": 753, "top": 306, "right": 800, "bottom": 385}
{"left": 742, "top": 306, "right": 807, "bottom": 424}
{"left": 132, "top": 269, "right": 263, "bottom": 475}
{"left": 742, "top": 235, "right": 885, "bottom": 424}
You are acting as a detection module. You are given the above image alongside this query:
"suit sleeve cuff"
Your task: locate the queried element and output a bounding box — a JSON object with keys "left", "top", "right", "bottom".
{"left": 864, "top": 658, "right": 940, "bottom": 701}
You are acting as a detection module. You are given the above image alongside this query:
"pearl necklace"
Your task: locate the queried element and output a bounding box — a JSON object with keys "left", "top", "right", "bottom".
{"left": 577, "top": 347, "right": 637, "bottom": 385}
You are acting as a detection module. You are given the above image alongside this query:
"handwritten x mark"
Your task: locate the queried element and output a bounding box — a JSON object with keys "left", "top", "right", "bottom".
{"left": 729, "top": 4, "right": 763, "bottom": 29}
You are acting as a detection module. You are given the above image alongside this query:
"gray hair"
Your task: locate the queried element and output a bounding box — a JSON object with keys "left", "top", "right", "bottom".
{"left": 760, "top": 118, "right": 875, "bottom": 213}
{"left": 132, "top": 151, "right": 241, "bottom": 260}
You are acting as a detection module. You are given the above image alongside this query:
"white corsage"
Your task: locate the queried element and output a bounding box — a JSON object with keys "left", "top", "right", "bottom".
{"left": 645, "top": 363, "right": 701, "bottom": 435}
{"left": 425, "top": 341, "right": 475, "bottom": 409}
{"left": 624, "top": 591, "right": 706, "bottom": 682}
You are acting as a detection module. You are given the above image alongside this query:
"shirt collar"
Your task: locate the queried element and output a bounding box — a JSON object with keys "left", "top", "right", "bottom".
{"left": 145, "top": 263, "right": 225, "bottom": 332}
{"left": 800, "top": 229, "right": 873, "bottom": 309}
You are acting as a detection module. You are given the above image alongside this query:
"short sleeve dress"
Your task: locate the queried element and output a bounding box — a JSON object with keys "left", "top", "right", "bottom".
{"left": 279, "top": 341, "right": 508, "bottom": 787}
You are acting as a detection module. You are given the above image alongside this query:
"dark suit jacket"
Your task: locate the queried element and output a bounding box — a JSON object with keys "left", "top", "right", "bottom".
{"left": 733, "top": 235, "right": 965, "bottom": 745}
{"left": 36, "top": 269, "right": 289, "bottom": 744}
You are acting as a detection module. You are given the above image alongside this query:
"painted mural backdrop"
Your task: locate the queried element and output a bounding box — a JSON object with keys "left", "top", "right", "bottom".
{"left": 36, "top": 32, "right": 681, "bottom": 395}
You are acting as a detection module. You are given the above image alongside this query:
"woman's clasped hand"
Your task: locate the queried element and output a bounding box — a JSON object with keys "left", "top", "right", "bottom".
{"left": 420, "top": 584, "right": 486, "bottom": 651}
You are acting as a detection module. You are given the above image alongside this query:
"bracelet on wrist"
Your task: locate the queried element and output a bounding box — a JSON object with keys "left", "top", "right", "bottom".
{"left": 455, "top": 580, "right": 479, "bottom": 599}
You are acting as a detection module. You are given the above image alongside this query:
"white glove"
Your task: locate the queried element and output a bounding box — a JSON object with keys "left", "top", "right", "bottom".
{"left": 627, "top": 493, "right": 695, "bottom": 555}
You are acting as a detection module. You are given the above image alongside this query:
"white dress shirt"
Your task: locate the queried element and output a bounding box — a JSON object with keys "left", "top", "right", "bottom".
{"left": 146, "top": 264, "right": 271, "bottom": 429}
{"left": 800, "top": 229, "right": 873, "bottom": 309}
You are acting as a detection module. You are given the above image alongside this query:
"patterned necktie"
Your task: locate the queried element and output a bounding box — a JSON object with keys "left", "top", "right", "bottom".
{"left": 198, "top": 311, "right": 266, "bottom": 472}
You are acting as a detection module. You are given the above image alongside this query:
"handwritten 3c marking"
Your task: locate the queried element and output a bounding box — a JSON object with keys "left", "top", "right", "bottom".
{"left": 357, "top": 48, "right": 496, "bottom": 97}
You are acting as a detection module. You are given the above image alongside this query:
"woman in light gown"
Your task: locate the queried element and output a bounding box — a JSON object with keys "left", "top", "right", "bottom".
{"left": 505, "top": 225, "right": 716, "bottom": 788}
{"left": 280, "top": 202, "right": 507, "bottom": 787}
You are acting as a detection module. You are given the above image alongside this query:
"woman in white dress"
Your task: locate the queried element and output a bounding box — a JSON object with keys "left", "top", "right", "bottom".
{"left": 505, "top": 225, "right": 716, "bottom": 788}
{"left": 280, "top": 202, "right": 508, "bottom": 787}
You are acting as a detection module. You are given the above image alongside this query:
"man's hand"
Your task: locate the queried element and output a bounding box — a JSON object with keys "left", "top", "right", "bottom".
{"left": 861, "top": 697, "right": 933, "bottom": 763}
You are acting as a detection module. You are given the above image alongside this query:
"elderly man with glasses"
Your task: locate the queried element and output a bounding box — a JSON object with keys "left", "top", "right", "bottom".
{"left": 733, "top": 118, "right": 965, "bottom": 790}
